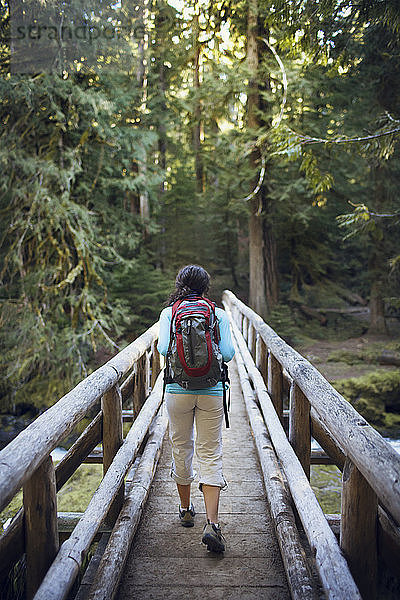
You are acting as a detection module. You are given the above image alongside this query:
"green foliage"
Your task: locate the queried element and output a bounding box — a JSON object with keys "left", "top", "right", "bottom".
{"left": 327, "top": 350, "right": 365, "bottom": 365}
{"left": 300, "top": 150, "right": 334, "bottom": 194}
{"left": 335, "top": 370, "right": 400, "bottom": 401}
{"left": 327, "top": 341, "right": 400, "bottom": 365}
{"left": 0, "top": 490, "right": 22, "bottom": 535}
{"left": 1, "top": 0, "right": 400, "bottom": 415}
{"left": 0, "top": 37, "right": 164, "bottom": 410}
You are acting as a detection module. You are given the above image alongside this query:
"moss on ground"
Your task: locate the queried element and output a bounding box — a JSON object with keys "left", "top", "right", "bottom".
{"left": 327, "top": 340, "right": 400, "bottom": 366}
{"left": 56, "top": 464, "right": 103, "bottom": 512}
{"left": 310, "top": 465, "right": 342, "bottom": 514}
{"left": 333, "top": 370, "right": 400, "bottom": 433}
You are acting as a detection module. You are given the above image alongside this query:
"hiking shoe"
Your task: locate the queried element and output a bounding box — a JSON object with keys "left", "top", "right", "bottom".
{"left": 202, "top": 521, "right": 225, "bottom": 553}
{"left": 179, "top": 503, "right": 195, "bottom": 527}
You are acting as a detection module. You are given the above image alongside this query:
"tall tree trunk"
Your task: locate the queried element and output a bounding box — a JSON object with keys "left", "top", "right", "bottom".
{"left": 136, "top": 0, "right": 149, "bottom": 229}
{"left": 258, "top": 29, "right": 279, "bottom": 310}
{"left": 249, "top": 199, "right": 268, "bottom": 317}
{"left": 263, "top": 219, "right": 279, "bottom": 307}
{"left": 369, "top": 280, "right": 387, "bottom": 334}
{"left": 368, "top": 166, "right": 388, "bottom": 335}
{"left": 193, "top": 11, "right": 204, "bottom": 194}
{"left": 247, "top": 0, "right": 278, "bottom": 318}
{"left": 155, "top": 2, "right": 168, "bottom": 268}
{"left": 157, "top": 62, "right": 167, "bottom": 267}
{"left": 368, "top": 243, "right": 388, "bottom": 334}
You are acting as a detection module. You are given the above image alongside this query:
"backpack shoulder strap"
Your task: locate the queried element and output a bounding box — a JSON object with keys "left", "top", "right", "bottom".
{"left": 201, "top": 297, "right": 220, "bottom": 342}
{"left": 171, "top": 299, "right": 182, "bottom": 318}
{"left": 201, "top": 297, "right": 216, "bottom": 312}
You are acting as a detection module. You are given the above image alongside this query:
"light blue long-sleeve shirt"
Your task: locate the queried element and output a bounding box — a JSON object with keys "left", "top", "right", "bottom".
{"left": 157, "top": 304, "right": 235, "bottom": 395}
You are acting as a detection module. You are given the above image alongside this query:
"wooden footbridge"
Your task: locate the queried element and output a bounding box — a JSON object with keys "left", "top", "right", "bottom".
{"left": 1, "top": 291, "right": 400, "bottom": 600}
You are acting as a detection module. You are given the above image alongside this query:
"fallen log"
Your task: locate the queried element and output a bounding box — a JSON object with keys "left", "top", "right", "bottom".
{"left": 313, "top": 307, "right": 369, "bottom": 315}
{"left": 378, "top": 351, "right": 400, "bottom": 367}
{"left": 299, "top": 305, "right": 327, "bottom": 325}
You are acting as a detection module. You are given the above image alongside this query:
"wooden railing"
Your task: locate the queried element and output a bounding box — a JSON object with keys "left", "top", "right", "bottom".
{"left": 223, "top": 290, "right": 400, "bottom": 600}
{"left": 1, "top": 292, "right": 399, "bottom": 600}
{"left": 0, "top": 323, "right": 165, "bottom": 600}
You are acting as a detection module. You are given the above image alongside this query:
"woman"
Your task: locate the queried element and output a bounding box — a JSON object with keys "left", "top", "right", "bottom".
{"left": 157, "top": 265, "right": 235, "bottom": 553}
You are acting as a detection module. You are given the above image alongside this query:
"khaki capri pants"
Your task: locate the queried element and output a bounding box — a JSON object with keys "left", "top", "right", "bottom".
{"left": 165, "top": 392, "right": 227, "bottom": 490}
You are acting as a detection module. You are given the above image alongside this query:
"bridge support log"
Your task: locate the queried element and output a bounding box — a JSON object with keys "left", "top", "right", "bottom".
{"left": 102, "top": 385, "right": 124, "bottom": 526}
{"left": 23, "top": 455, "right": 59, "bottom": 600}
{"left": 268, "top": 352, "right": 283, "bottom": 423}
{"left": 145, "top": 351, "right": 151, "bottom": 397}
{"left": 340, "top": 458, "right": 378, "bottom": 600}
{"left": 224, "top": 290, "right": 400, "bottom": 527}
{"left": 57, "top": 411, "right": 103, "bottom": 489}
{"left": 0, "top": 413, "right": 103, "bottom": 583}
{"left": 289, "top": 383, "right": 311, "bottom": 479}
{"left": 120, "top": 371, "right": 135, "bottom": 405}
{"left": 234, "top": 305, "right": 242, "bottom": 331}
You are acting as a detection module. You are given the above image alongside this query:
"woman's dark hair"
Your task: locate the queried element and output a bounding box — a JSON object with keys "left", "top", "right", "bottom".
{"left": 167, "top": 265, "right": 210, "bottom": 305}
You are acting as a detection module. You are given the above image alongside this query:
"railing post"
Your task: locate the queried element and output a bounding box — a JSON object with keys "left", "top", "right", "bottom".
{"left": 340, "top": 458, "right": 378, "bottom": 600}
{"left": 268, "top": 352, "right": 283, "bottom": 423}
{"left": 102, "top": 384, "right": 124, "bottom": 524}
{"left": 133, "top": 354, "right": 147, "bottom": 417}
{"left": 23, "top": 455, "right": 59, "bottom": 600}
{"left": 145, "top": 350, "right": 151, "bottom": 396}
{"left": 237, "top": 308, "right": 243, "bottom": 332}
{"left": 242, "top": 315, "right": 248, "bottom": 341}
{"left": 151, "top": 342, "right": 161, "bottom": 389}
{"left": 255, "top": 334, "right": 268, "bottom": 383}
{"left": 289, "top": 382, "right": 311, "bottom": 479}
{"left": 247, "top": 323, "right": 256, "bottom": 359}
{"left": 234, "top": 306, "right": 239, "bottom": 327}
{"left": 231, "top": 304, "right": 236, "bottom": 323}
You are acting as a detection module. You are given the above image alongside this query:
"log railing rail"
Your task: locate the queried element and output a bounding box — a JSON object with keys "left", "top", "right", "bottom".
{"left": 223, "top": 290, "right": 400, "bottom": 600}
{"left": 0, "top": 322, "right": 164, "bottom": 600}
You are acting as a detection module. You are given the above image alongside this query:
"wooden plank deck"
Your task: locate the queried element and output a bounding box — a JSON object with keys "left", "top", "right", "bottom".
{"left": 116, "top": 360, "right": 291, "bottom": 600}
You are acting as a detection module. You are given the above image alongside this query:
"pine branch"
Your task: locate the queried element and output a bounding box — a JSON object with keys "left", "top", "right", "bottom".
{"left": 348, "top": 202, "right": 400, "bottom": 220}
{"left": 285, "top": 126, "right": 400, "bottom": 148}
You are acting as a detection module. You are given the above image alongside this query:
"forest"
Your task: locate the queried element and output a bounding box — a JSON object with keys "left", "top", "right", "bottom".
{"left": 0, "top": 0, "right": 400, "bottom": 421}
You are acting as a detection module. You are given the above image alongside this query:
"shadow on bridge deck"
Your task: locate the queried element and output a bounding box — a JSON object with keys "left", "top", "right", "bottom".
{"left": 115, "top": 361, "right": 293, "bottom": 600}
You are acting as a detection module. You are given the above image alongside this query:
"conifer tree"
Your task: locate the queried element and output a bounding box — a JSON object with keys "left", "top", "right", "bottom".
{"left": 0, "top": 1, "right": 166, "bottom": 410}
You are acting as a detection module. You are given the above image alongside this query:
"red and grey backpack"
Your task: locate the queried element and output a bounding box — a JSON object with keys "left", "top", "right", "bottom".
{"left": 164, "top": 297, "right": 230, "bottom": 427}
